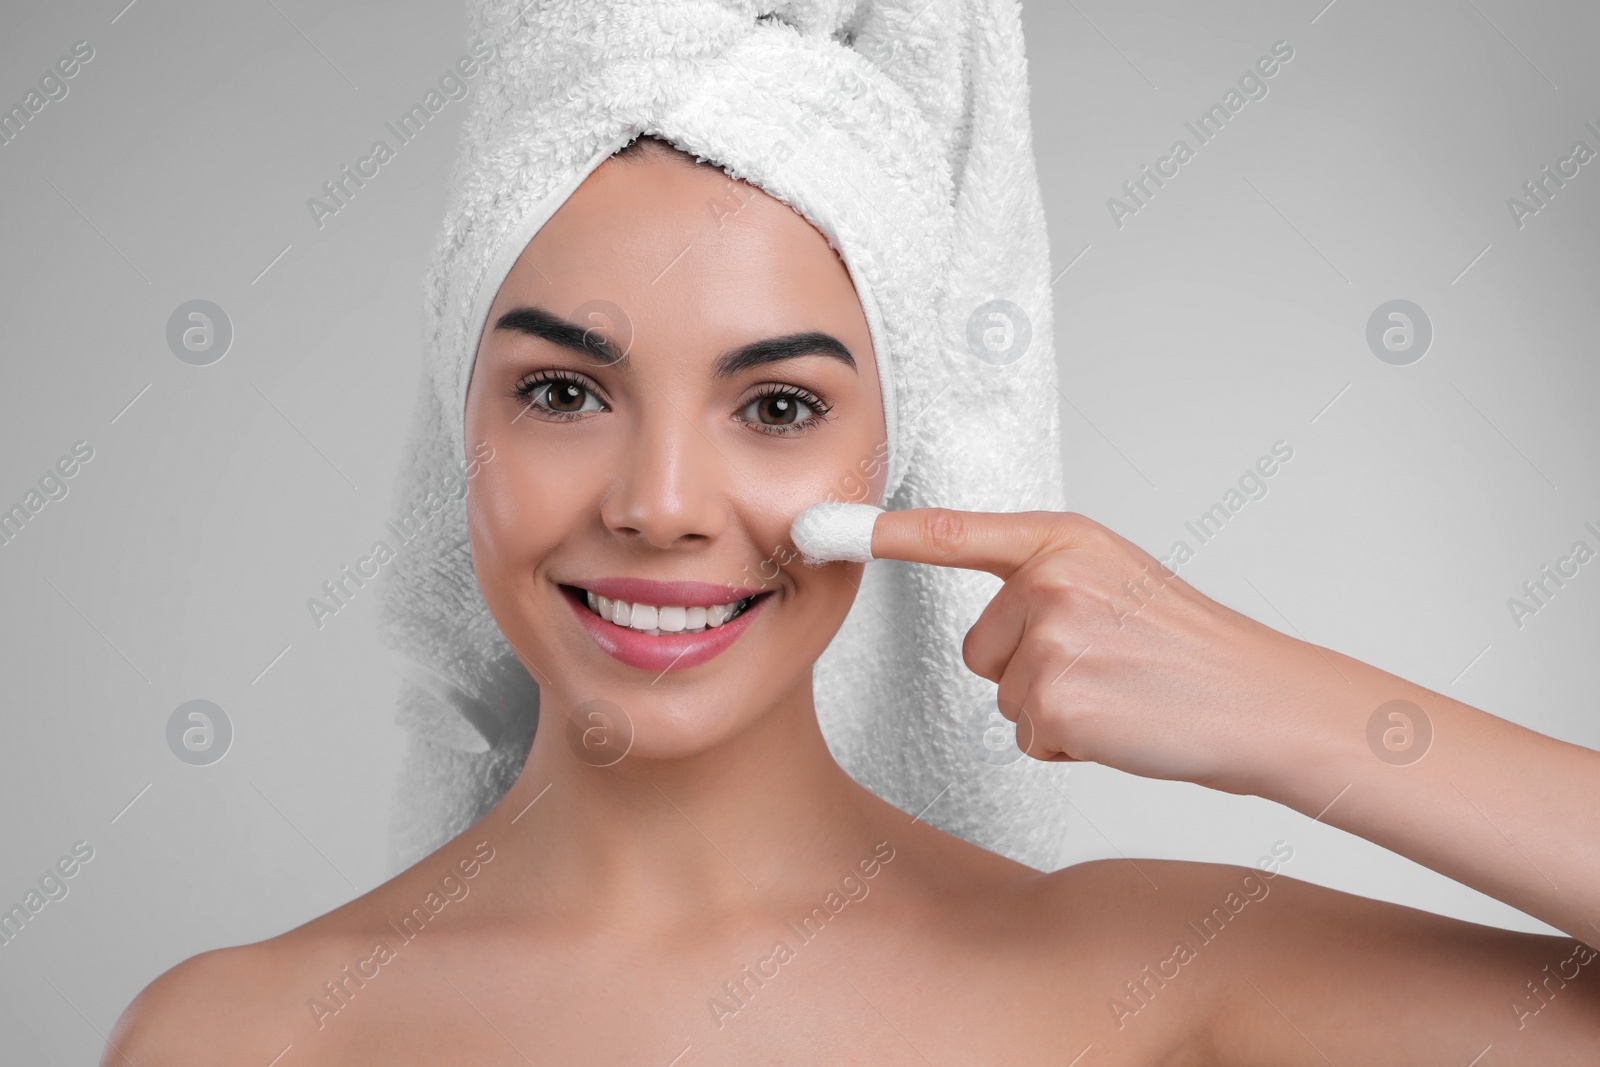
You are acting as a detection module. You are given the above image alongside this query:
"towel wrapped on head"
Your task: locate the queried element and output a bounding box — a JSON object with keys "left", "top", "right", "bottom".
{"left": 379, "top": 0, "right": 1074, "bottom": 875}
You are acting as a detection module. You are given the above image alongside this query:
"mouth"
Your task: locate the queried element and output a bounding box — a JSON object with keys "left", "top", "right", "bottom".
{"left": 564, "top": 585, "right": 766, "bottom": 634}
{"left": 557, "top": 582, "right": 777, "bottom": 673}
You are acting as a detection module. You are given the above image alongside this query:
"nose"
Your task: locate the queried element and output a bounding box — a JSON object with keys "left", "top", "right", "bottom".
{"left": 599, "top": 403, "right": 733, "bottom": 550}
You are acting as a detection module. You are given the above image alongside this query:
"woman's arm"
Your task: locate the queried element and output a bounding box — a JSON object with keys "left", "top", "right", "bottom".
{"left": 865, "top": 507, "right": 1600, "bottom": 946}
{"left": 1221, "top": 625, "right": 1600, "bottom": 947}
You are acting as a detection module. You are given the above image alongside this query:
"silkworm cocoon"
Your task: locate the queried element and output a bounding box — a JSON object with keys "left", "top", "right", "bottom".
{"left": 790, "top": 502, "right": 884, "bottom": 565}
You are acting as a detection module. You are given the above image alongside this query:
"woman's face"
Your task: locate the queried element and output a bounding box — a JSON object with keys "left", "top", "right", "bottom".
{"left": 462, "top": 146, "right": 887, "bottom": 760}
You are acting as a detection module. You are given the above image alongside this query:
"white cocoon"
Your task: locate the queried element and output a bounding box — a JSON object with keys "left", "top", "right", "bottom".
{"left": 790, "top": 502, "right": 886, "bottom": 565}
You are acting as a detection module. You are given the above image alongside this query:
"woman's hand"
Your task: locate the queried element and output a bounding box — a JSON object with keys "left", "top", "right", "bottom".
{"left": 869, "top": 507, "right": 1322, "bottom": 795}
{"left": 869, "top": 506, "right": 1600, "bottom": 947}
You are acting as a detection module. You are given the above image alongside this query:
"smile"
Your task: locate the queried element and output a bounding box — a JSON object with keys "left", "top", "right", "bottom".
{"left": 580, "top": 589, "right": 757, "bottom": 635}
{"left": 557, "top": 579, "right": 776, "bottom": 673}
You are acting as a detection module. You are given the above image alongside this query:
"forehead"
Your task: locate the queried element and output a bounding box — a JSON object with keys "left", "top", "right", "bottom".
{"left": 492, "top": 155, "right": 875, "bottom": 365}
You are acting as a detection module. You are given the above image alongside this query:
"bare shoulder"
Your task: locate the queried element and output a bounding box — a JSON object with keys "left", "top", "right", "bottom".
{"left": 101, "top": 938, "right": 305, "bottom": 1067}
{"left": 1040, "top": 854, "right": 1600, "bottom": 1065}
{"left": 101, "top": 902, "right": 440, "bottom": 1066}
{"left": 101, "top": 840, "right": 500, "bottom": 1067}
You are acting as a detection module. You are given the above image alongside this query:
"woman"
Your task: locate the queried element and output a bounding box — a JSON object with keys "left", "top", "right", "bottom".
{"left": 106, "top": 3, "right": 1600, "bottom": 1063}
{"left": 104, "top": 130, "right": 1600, "bottom": 1067}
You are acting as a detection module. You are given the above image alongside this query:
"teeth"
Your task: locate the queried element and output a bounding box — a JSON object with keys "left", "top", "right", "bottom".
{"left": 583, "top": 591, "right": 752, "bottom": 635}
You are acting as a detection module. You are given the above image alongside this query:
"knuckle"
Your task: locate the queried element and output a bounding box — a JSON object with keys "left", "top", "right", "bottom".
{"left": 1030, "top": 557, "right": 1080, "bottom": 598}
{"left": 961, "top": 631, "right": 998, "bottom": 681}
{"left": 1064, "top": 511, "right": 1118, "bottom": 550}
{"left": 994, "top": 690, "right": 1024, "bottom": 724}
{"left": 1033, "top": 628, "right": 1085, "bottom": 671}
{"left": 1015, "top": 699, "right": 1060, "bottom": 756}
{"left": 922, "top": 508, "right": 968, "bottom": 559}
{"left": 1061, "top": 510, "right": 1096, "bottom": 535}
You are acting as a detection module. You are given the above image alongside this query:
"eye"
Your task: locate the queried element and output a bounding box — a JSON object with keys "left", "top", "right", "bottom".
{"left": 737, "top": 384, "right": 833, "bottom": 437}
{"left": 507, "top": 371, "right": 606, "bottom": 421}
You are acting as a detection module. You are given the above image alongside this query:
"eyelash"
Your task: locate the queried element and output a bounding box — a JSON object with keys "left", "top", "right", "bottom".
{"left": 507, "top": 371, "right": 835, "bottom": 437}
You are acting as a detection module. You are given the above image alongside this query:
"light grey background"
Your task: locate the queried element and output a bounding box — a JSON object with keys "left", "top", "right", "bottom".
{"left": 2, "top": 0, "right": 1596, "bottom": 1061}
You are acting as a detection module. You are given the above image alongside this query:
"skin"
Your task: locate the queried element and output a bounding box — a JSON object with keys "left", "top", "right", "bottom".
{"left": 102, "top": 140, "right": 1600, "bottom": 1066}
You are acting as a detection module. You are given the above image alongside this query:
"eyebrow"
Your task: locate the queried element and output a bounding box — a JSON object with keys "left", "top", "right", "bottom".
{"left": 493, "top": 305, "right": 857, "bottom": 378}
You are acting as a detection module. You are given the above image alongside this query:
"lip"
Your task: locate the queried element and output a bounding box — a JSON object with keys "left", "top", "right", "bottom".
{"left": 559, "top": 583, "right": 774, "bottom": 673}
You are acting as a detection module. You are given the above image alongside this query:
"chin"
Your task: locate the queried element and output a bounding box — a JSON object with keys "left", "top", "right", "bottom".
{"left": 548, "top": 685, "right": 771, "bottom": 767}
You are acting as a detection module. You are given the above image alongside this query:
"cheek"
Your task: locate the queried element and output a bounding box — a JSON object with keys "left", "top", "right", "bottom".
{"left": 737, "top": 451, "right": 874, "bottom": 583}
{"left": 808, "top": 426, "right": 890, "bottom": 510}
{"left": 833, "top": 452, "right": 885, "bottom": 505}
{"left": 466, "top": 450, "right": 573, "bottom": 577}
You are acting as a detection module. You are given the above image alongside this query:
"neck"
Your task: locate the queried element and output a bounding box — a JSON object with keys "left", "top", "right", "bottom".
{"left": 481, "top": 677, "right": 894, "bottom": 935}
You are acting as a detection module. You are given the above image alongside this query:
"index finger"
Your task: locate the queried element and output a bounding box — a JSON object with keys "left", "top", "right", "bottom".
{"left": 869, "top": 508, "right": 1073, "bottom": 581}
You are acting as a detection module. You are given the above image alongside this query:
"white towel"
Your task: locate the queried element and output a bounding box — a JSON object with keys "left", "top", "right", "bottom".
{"left": 378, "top": 0, "right": 1072, "bottom": 876}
